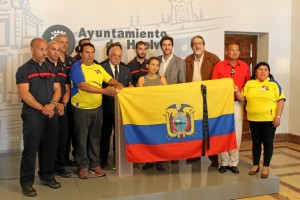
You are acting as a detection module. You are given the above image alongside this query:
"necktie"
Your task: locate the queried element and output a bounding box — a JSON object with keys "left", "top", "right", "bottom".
{"left": 114, "top": 65, "right": 119, "bottom": 81}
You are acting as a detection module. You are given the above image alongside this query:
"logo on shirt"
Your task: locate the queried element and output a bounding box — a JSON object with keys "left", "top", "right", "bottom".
{"left": 164, "top": 104, "right": 195, "bottom": 140}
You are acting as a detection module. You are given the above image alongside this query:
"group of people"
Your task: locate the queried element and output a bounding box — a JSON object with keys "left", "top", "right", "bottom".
{"left": 16, "top": 34, "right": 285, "bottom": 197}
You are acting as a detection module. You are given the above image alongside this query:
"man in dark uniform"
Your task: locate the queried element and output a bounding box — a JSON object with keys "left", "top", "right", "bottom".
{"left": 46, "top": 41, "right": 71, "bottom": 178}
{"left": 16, "top": 38, "right": 61, "bottom": 197}
{"left": 55, "top": 34, "right": 77, "bottom": 166}
{"left": 126, "top": 41, "right": 148, "bottom": 85}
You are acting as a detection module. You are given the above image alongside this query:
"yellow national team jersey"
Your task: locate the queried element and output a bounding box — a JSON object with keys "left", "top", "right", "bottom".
{"left": 70, "top": 62, "right": 112, "bottom": 109}
{"left": 242, "top": 78, "right": 285, "bottom": 121}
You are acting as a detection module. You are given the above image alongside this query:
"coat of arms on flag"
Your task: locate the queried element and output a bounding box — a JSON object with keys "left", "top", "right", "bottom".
{"left": 117, "top": 78, "right": 237, "bottom": 162}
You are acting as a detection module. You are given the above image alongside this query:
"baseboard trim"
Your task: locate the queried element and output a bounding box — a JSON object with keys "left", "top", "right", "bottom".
{"left": 242, "top": 132, "right": 300, "bottom": 145}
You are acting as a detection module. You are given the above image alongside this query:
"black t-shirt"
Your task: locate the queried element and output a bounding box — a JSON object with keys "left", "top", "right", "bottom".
{"left": 46, "top": 58, "right": 70, "bottom": 102}
{"left": 126, "top": 57, "right": 148, "bottom": 85}
{"left": 15, "top": 59, "right": 59, "bottom": 106}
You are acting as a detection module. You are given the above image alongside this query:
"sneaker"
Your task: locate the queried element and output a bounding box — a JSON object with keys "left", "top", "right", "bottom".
{"left": 89, "top": 166, "right": 106, "bottom": 177}
{"left": 79, "top": 168, "right": 89, "bottom": 179}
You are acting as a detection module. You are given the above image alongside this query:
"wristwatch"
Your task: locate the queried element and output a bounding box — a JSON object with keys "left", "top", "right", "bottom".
{"left": 277, "top": 115, "right": 281, "bottom": 119}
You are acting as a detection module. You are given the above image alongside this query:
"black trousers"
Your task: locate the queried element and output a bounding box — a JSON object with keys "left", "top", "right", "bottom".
{"left": 249, "top": 121, "right": 276, "bottom": 166}
{"left": 55, "top": 110, "right": 68, "bottom": 169}
{"left": 100, "top": 115, "right": 115, "bottom": 162}
{"left": 65, "top": 102, "right": 76, "bottom": 161}
{"left": 20, "top": 107, "right": 58, "bottom": 187}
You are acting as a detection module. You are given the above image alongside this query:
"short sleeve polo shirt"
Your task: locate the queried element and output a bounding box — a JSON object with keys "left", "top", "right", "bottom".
{"left": 15, "top": 59, "right": 59, "bottom": 106}
{"left": 70, "top": 61, "right": 112, "bottom": 109}
{"left": 242, "top": 77, "right": 286, "bottom": 121}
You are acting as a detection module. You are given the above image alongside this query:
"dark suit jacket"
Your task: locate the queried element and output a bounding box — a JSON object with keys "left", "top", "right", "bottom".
{"left": 101, "top": 61, "right": 132, "bottom": 115}
{"left": 158, "top": 54, "right": 186, "bottom": 84}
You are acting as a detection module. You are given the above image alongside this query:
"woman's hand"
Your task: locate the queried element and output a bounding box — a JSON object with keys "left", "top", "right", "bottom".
{"left": 273, "top": 117, "right": 281, "bottom": 127}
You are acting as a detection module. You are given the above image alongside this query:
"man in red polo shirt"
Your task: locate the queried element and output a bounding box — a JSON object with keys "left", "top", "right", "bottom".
{"left": 211, "top": 43, "right": 250, "bottom": 174}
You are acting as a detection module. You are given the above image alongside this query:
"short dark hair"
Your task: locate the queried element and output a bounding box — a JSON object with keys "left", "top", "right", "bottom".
{"left": 75, "top": 38, "right": 90, "bottom": 53}
{"left": 80, "top": 43, "right": 95, "bottom": 52}
{"left": 135, "top": 41, "right": 147, "bottom": 49}
{"left": 160, "top": 35, "right": 174, "bottom": 47}
{"left": 252, "top": 62, "right": 274, "bottom": 80}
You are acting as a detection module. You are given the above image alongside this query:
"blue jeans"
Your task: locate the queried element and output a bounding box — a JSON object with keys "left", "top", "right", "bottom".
{"left": 72, "top": 105, "right": 103, "bottom": 169}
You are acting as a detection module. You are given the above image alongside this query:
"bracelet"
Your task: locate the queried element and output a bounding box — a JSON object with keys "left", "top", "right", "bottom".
{"left": 50, "top": 100, "right": 58, "bottom": 106}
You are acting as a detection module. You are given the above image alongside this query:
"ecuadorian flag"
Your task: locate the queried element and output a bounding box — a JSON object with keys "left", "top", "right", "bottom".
{"left": 117, "top": 78, "right": 237, "bottom": 162}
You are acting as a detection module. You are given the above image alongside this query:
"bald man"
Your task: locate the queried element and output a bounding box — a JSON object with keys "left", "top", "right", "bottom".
{"left": 46, "top": 41, "right": 72, "bottom": 178}
{"left": 16, "top": 38, "right": 61, "bottom": 197}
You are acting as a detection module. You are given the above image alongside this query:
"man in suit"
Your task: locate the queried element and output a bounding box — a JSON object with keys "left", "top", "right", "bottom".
{"left": 158, "top": 35, "right": 186, "bottom": 84}
{"left": 158, "top": 35, "right": 186, "bottom": 165}
{"left": 100, "top": 43, "right": 133, "bottom": 168}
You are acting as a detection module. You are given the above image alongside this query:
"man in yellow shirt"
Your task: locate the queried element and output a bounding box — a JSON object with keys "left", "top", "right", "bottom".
{"left": 69, "top": 43, "right": 123, "bottom": 179}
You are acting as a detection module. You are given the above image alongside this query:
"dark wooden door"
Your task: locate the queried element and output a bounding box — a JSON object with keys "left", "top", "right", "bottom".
{"left": 225, "top": 34, "right": 258, "bottom": 141}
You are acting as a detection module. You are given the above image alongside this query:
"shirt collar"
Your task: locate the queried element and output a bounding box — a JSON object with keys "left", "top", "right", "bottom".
{"left": 194, "top": 53, "right": 204, "bottom": 62}
{"left": 255, "top": 77, "right": 270, "bottom": 83}
{"left": 162, "top": 54, "right": 173, "bottom": 63}
{"left": 225, "top": 59, "right": 242, "bottom": 67}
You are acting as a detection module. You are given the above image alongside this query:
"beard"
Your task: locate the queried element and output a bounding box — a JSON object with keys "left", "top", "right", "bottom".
{"left": 137, "top": 54, "right": 146, "bottom": 59}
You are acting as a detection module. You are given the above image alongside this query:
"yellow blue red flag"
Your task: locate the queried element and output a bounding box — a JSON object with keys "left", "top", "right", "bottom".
{"left": 117, "top": 78, "right": 237, "bottom": 162}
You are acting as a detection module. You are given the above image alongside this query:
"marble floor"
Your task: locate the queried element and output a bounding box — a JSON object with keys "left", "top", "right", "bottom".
{"left": 0, "top": 141, "right": 299, "bottom": 200}
{"left": 239, "top": 141, "right": 300, "bottom": 200}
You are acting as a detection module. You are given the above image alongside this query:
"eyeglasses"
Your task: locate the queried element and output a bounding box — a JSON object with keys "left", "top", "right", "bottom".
{"left": 231, "top": 66, "right": 235, "bottom": 77}
{"left": 192, "top": 42, "right": 204, "bottom": 47}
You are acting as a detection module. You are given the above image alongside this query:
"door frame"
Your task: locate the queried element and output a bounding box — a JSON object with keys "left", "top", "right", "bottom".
{"left": 225, "top": 31, "right": 269, "bottom": 141}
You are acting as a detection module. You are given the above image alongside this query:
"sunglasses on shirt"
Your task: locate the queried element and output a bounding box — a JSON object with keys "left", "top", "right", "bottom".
{"left": 231, "top": 66, "right": 235, "bottom": 77}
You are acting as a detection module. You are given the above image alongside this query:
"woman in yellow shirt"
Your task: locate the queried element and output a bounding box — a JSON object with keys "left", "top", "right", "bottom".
{"left": 235, "top": 62, "right": 285, "bottom": 178}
